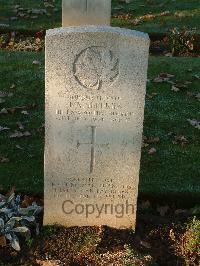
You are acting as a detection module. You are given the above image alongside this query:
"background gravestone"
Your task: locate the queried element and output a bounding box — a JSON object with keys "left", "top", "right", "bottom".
{"left": 62, "top": 0, "right": 111, "bottom": 27}
{"left": 44, "top": 26, "right": 149, "bottom": 229}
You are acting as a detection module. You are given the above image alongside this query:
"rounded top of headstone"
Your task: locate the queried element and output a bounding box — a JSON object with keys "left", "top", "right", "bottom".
{"left": 46, "top": 26, "right": 150, "bottom": 44}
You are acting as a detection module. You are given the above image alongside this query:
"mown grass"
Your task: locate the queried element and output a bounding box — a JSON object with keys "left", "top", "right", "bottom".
{"left": 0, "top": 51, "right": 44, "bottom": 194}
{"left": 0, "top": 51, "right": 199, "bottom": 199}
{"left": 0, "top": 0, "right": 199, "bottom": 34}
{"left": 0, "top": 0, "right": 61, "bottom": 32}
{"left": 112, "top": 0, "right": 200, "bottom": 34}
{"left": 142, "top": 56, "right": 200, "bottom": 201}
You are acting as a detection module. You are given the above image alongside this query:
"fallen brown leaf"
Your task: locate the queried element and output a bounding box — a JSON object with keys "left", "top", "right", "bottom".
{"left": 171, "top": 85, "right": 180, "bottom": 92}
{"left": 44, "top": 2, "right": 55, "bottom": 8}
{"left": 10, "top": 84, "right": 16, "bottom": 89}
{"left": 131, "top": 18, "right": 141, "bottom": 26}
{"left": 187, "top": 119, "right": 200, "bottom": 130}
{"left": 169, "top": 229, "right": 176, "bottom": 242}
{"left": 164, "top": 52, "right": 173, "bottom": 57}
{"left": 21, "top": 110, "right": 29, "bottom": 115}
{"left": 4, "top": 104, "right": 36, "bottom": 114}
{"left": 10, "top": 131, "right": 23, "bottom": 138}
{"left": 145, "top": 137, "right": 160, "bottom": 144}
{"left": 33, "top": 60, "right": 41, "bottom": 65}
{"left": 173, "top": 135, "right": 189, "bottom": 145}
{"left": 153, "top": 73, "right": 174, "bottom": 83}
{"left": 160, "top": 11, "right": 171, "bottom": 16}
{"left": 16, "top": 145, "right": 23, "bottom": 150}
{"left": 175, "top": 11, "right": 188, "bottom": 18}
{"left": 160, "top": 73, "right": 175, "bottom": 78}
{"left": 0, "top": 156, "right": 9, "bottom": 163}
{"left": 23, "top": 131, "right": 31, "bottom": 137}
{"left": 142, "top": 142, "right": 149, "bottom": 148}
{"left": 16, "top": 122, "right": 24, "bottom": 130}
{"left": 146, "top": 93, "right": 158, "bottom": 99}
{"left": 0, "top": 108, "right": 8, "bottom": 114}
{"left": 0, "top": 91, "right": 13, "bottom": 98}
{"left": 173, "top": 82, "right": 187, "bottom": 89}
{"left": 0, "top": 126, "right": 10, "bottom": 132}
{"left": 0, "top": 236, "right": 7, "bottom": 247}
{"left": 142, "top": 136, "right": 149, "bottom": 148}
{"left": 21, "top": 195, "right": 35, "bottom": 208}
{"left": 153, "top": 77, "right": 165, "bottom": 83}
{"left": 36, "top": 260, "right": 61, "bottom": 266}
{"left": 194, "top": 74, "right": 200, "bottom": 80}
{"left": 10, "top": 130, "right": 31, "bottom": 138}
{"left": 148, "top": 147, "right": 157, "bottom": 155}
{"left": 6, "top": 107, "right": 16, "bottom": 114}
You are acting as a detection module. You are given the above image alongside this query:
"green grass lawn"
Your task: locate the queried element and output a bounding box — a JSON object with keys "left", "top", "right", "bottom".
{"left": 0, "top": 0, "right": 61, "bottom": 32}
{"left": 112, "top": 0, "right": 200, "bottom": 34}
{"left": 0, "top": 51, "right": 199, "bottom": 200}
{"left": 0, "top": 0, "right": 199, "bottom": 34}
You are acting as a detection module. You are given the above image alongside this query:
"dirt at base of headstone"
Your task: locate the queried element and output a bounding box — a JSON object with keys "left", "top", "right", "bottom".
{"left": 0, "top": 212, "right": 198, "bottom": 266}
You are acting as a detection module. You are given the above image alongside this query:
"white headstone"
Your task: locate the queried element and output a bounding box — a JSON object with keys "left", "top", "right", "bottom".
{"left": 62, "top": 0, "right": 111, "bottom": 27}
{"left": 44, "top": 26, "right": 149, "bottom": 229}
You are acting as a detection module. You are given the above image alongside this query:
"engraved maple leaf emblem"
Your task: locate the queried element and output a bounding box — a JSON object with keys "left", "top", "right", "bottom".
{"left": 73, "top": 46, "right": 119, "bottom": 90}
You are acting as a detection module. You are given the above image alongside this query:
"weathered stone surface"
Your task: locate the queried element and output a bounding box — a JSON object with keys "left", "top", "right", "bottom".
{"left": 44, "top": 26, "right": 149, "bottom": 229}
{"left": 62, "top": 0, "right": 111, "bottom": 27}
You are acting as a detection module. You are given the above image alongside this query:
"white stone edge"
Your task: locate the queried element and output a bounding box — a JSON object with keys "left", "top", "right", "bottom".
{"left": 46, "top": 25, "right": 150, "bottom": 44}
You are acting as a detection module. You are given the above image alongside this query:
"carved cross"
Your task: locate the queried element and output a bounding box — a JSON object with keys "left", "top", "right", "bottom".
{"left": 77, "top": 126, "right": 108, "bottom": 173}
{"left": 62, "top": 0, "right": 111, "bottom": 27}
{"left": 85, "top": 0, "right": 88, "bottom": 12}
